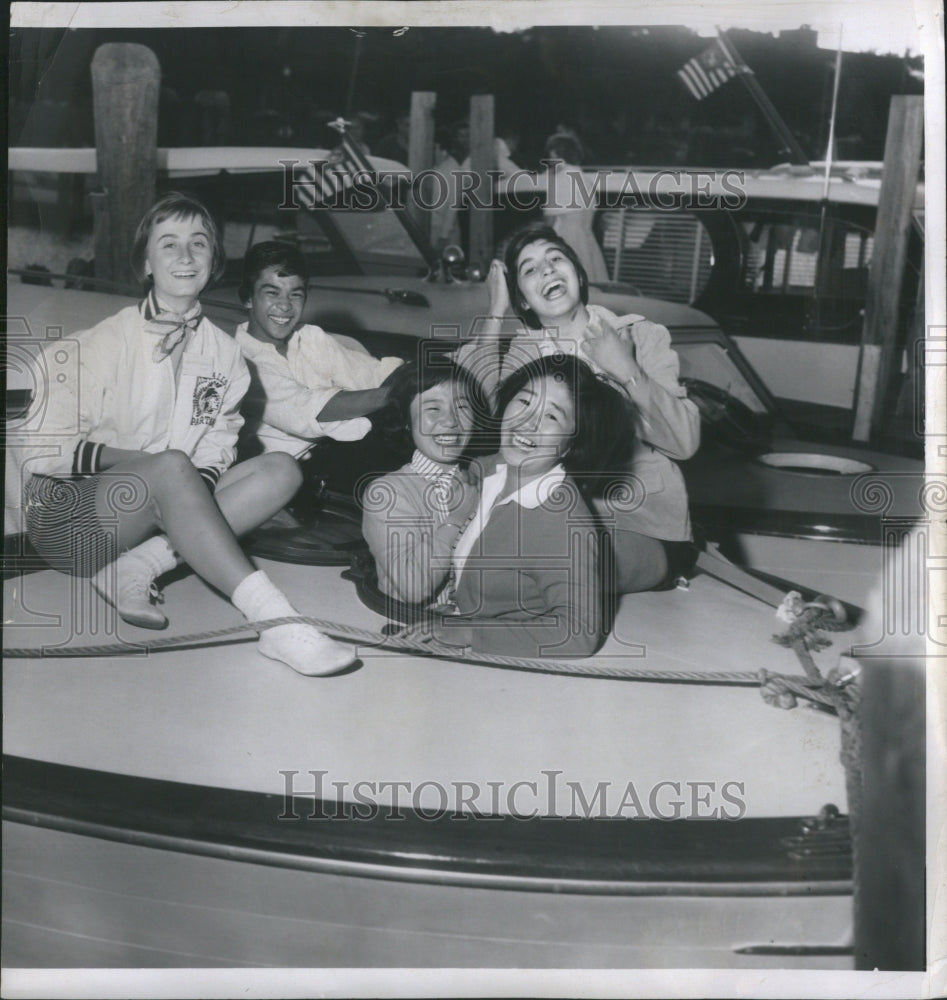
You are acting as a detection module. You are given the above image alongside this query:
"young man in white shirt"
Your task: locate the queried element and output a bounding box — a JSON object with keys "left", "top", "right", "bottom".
{"left": 234, "top": 241, "right": 404, "bottom": 458}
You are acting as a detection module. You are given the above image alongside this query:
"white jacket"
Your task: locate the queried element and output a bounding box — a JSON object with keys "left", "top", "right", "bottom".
{"left": 5, "top": 303, "right": 249, "bottom": 534}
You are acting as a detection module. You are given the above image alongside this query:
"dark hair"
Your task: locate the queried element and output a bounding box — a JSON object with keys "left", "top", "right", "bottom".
{"left": 501, "top": 223, "right": 589, "bottom": 329}
{"left": 449, "top": 118, "right": 471, "bottom": 161}
{"left": 238, "top": 241, "right": 309, "bottom": 303}
{"left": 379, "top": 348, "right": 480, "bottom": 461}
{"left": 130, "top": 191, "right": 225, "bottom": 286}
{"left": 544, "top": 133, "right": 584, "bottom": 165}
{"left": 496, "top": 354, "right": 636, "bottom": 481}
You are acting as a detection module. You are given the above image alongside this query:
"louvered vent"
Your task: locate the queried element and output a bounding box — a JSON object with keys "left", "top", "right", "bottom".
{"left": 600, "top": 209, "right": 713, "bottom": 303}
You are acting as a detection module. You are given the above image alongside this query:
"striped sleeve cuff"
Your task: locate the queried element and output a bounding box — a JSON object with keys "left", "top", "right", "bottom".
{"left": 72, "top": 440, "right": 105, "bottom": 475}
{"left": 197, "top": 467, "right": 222, "bottom": 492}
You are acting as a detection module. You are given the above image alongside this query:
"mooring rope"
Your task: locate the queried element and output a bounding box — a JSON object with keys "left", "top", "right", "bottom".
{"left": 1, "top": 613, "right": 826, "bottom": 688}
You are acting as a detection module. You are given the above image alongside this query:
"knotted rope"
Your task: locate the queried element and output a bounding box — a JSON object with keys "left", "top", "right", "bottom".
{"left": 766, "top": 590, "right": 862, "bottom": 856}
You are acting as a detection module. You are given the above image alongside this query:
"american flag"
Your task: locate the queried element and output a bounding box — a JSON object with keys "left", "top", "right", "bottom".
{"left": 677, "top": 38, "right": 747, "bottom": 101}
{"left": 293, "top": 119, "right": 376, "bottom": 208}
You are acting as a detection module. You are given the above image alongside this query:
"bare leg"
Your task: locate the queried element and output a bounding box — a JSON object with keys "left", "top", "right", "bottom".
{"left": 213, "top": 452, "right": 302, "bottom": 536}
{"left": 94, "top": 449, "right": 255, "bottom": 596}
{"left": 93, "top": 451, "right": 354, "bottom": 673}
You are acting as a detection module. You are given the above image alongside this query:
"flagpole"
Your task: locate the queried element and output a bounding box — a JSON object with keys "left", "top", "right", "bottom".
{"left": 822, "top": 30, "right": 843, "bottom": 198}
{"left": 716, "top": 30, "right": 809, "bottom": 165}
{"left": 813, "top": 30, "right": 844, "bottom": 334}
{"left": 345, "top": 33, "right": 363, "bottom": 118}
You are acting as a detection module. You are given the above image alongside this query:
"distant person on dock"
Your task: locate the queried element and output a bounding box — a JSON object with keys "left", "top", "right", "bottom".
{"left": 429, "top": 123, "right": 477, "bottom": 254}
{"left": 541, "top": 128, "right": 609, "bottom": 283}
{"left": 375, "top": 112, "right": 411, "bottom": 163}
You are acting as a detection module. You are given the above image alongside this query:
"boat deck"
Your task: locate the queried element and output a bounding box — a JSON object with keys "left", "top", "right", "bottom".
{"left": 3, "top": 558, "right": 849, "bottom": 819}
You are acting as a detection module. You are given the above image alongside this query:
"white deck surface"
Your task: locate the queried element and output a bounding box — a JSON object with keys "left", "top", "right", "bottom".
{"left": 3, "top": 559, "right": 849, "bottom": 818}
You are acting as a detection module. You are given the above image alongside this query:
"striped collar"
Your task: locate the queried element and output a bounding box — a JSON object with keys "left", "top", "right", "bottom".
{"left": 410, "top": 450, "right": 458, "bottom": 482}
{"left": 140, "top": 288, "right": 202, "bottom": 324}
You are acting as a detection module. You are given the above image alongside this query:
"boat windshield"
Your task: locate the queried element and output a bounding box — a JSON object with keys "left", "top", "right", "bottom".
{"left": 212, "top": 166, "right": 430, "bottom": 282}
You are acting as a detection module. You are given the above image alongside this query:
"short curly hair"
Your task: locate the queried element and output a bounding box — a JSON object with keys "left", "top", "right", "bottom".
{"left": 238, "top": 240, "right": 309, "bottom": 304}
{"left": 501, "top": 223, "right": 590, "bottom": 330}
{"left": 130, "top": 191, "right": 225, "bottom": 287}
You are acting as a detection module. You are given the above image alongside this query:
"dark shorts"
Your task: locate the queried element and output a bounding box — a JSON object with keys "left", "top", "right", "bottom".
{"left": 24, "top": 474, "right": 118, "bottom": 577}
{"left": 660, "top": 538, "right": 699, "bottom": 588}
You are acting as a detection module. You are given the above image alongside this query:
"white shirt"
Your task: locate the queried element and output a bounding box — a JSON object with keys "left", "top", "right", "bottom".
{"left": 235, "top": 322, "right": 403, "bottom": 457}
{"left": 5, "top": 303, "right": 248, "bottom": 534}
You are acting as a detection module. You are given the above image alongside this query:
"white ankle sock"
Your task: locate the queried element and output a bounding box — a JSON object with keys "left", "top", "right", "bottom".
{"left": 231, "top": 570, "right": 356, "bottom": 676}
{"left": 231, "top": 569, "right": 296, "bottom": 622}
{"left": 123, "top": 535, "right": 178, "bottom": 577}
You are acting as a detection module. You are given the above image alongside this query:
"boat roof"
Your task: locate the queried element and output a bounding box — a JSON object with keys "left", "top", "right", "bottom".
{"left": 9, "top": 148, "right": 923, "bottom": 209}
{"left": 7, "top": 146, "right": 407, "bottom": 178}
{"left": 503, "top": 162, "right": 923, "bottom": 210}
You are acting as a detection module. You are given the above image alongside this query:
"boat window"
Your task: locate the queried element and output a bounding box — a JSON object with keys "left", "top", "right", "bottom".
{"left": 673, "top": 340, "right": 770, "bottom": 414}
{"left": 599, "top": 209, "right": 713, "bottom": 304}
{"left": 327, "top": 208, "right": 428, "bottom": 273}
{"left": 739, "top": 212, "right": 874, "bottom": 299}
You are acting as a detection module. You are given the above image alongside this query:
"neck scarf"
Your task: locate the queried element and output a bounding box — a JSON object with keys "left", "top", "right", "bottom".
{"left": 141, "top": 289, "right": 202, "bottom": 362}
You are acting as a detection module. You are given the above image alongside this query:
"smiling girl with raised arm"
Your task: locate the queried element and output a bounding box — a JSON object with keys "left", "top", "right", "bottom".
{"left": 463, "top": 222, "right": 701, "bottom": 594}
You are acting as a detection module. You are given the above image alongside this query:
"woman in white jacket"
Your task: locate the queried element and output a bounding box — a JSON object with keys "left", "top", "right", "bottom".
{"left": 7, "top": 192, "right": 354, "bottom": 675}
{"left": 461, "top": 222, "right": 701, "bottom": 593}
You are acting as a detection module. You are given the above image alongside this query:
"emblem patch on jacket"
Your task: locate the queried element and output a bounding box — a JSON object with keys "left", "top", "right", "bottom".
{"left": 191, "top": 373, "right": 227, "bottom": 425}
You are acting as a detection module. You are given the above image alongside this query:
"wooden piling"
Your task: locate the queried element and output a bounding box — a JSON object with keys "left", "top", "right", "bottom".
{"left": 91, "top": 43, "right": 161, "bottom": 288}
{"left": 468, "top": 94, "right": 495, "bottom": 274}
{"left": 854, "top": 641, "right": 927, "bottom": 968}
{"left": 852, "top": 96, "right": 923, "bottom": 442}
{"left": 406, "top": 91, "right": 436, "bottom": 240}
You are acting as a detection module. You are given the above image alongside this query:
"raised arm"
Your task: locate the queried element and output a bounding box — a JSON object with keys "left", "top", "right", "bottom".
{"left": 583, "top": 315, "right": 701, "bottom": 461}
{"left": 453, "top": 258, "right": 511, "bottom": 407}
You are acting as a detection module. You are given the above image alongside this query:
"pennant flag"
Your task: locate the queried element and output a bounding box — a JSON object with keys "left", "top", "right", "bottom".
{"left": 677, "top": 38, "right": 746, "bottom": 100}
{"left": 295, "top": 119, "right": 377, "bottom": 208}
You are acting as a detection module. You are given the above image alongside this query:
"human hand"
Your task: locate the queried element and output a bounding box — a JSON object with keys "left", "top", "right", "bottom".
{"left": 485, "top": 258, "right": 511, "bottom": 317}
{"left": 582, "top": 317, "right": 640, "bottom": 384}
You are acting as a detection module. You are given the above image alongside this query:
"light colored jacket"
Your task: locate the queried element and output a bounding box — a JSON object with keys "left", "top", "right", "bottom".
{"left": 460, "top": 304, "right": 700, "bottom": 540}
{"left": 5, "top": 304, "right": 248, "bottom": 534}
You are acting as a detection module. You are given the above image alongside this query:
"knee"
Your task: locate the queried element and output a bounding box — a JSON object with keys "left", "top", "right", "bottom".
{"left": 131, "top": 449, "right": 197, "bottom": 488}
{"left": 259, "top": 452, "right": 303, "bottom": 495}
{"left": 149, "top": 449, "right": 198, "bottom": 482}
